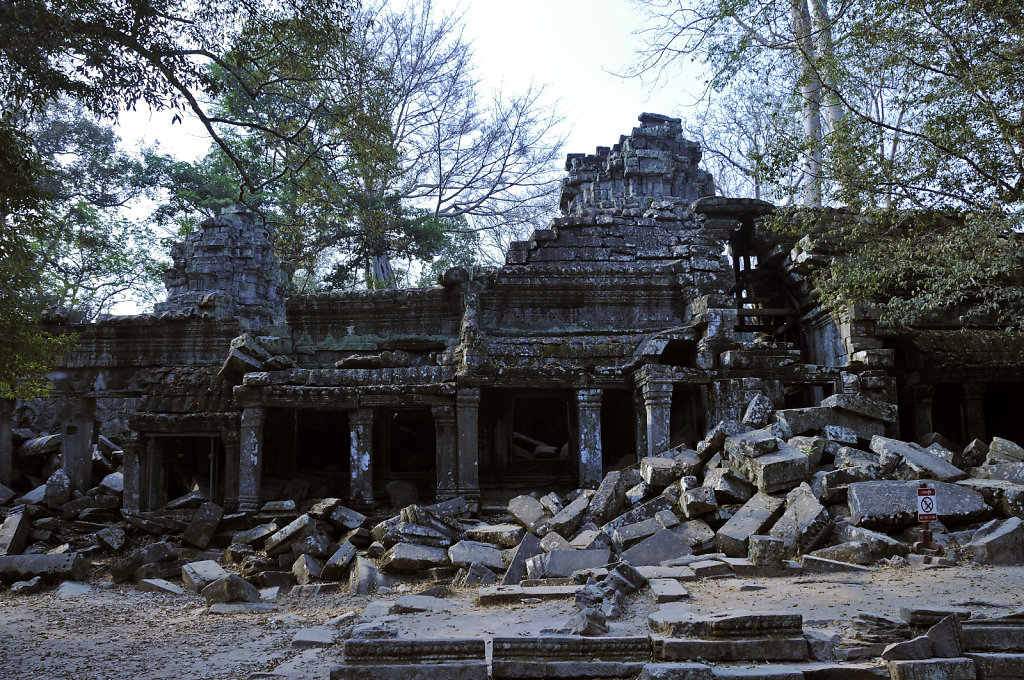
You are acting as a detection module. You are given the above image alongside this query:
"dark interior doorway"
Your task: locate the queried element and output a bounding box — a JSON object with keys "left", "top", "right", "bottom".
{"left": 376, "top": 408, "right": 437, "bottom": 500}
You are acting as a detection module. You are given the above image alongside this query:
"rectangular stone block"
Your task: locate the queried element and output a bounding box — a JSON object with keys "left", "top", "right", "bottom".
{"left": 885, "top": 658, "right": 976, "bottom": 680}
{"left": 526, "top": 549, "right": 611, "bottom": 579}
{"left": 967, "top": 653, "right": 1024, "bottom": 679}
{"left": 0, "top": 553, "right": 87, "bottom": 583}
{"left": 729, "top": 442, "right": 810, "bottom": 494}
{"left": 653, "top": 636, "right": 808, "bottom": 662}
{"left": 478, "top": 584, "right": 579, "bottom": 605}
{"left": 716, "top": 493, "right": 785, "bottom": 557}
{"left": 492, "top": 636, "right": 651, "bottom": 679}
{"left": 333, "top": 638, "right": 487, "bottom": 680}
{"left": 649, "top": 606, "right": 802, "bottom": 639}
{"left": 621, "top": 529, "right": 693, "bottom": 567}
{"left": 649, "top": 578, "right": 689, "bottom": 603}
{"left": 0, "top": 509, "right": 31, "bottom": 556}
{"left": 182, "top": 502, "right": 223, "bottom": 549}
{"left": 961, "top": 621, "right": 1024, "bottom": 652}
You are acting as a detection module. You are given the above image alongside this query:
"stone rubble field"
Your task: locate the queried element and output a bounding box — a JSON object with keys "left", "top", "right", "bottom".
{"left": 3, "top": 393, "right": 1024, "bottom": 679}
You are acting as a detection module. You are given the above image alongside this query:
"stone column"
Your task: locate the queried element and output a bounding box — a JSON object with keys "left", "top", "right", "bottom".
{"left": 221, "top": 429, "right": 241, "bottom": 512}
{"left": 576, "top": 389, "right": 603, "bottom": 488}
{"left": 633, "top": 390, "right": 648, "bottom": 463}
{"left": 122, "top": 433, "right": 141, "bottom": 511}
{"left": 642, "top": 379, "right": 674, "bottom": 457}
{"left": 903, "top": 384, "right": 934, "bottom": 444}
{"left": 349, "top": 408, "right": 375, "bottom": 506}
{"left": 146, "top": 437, "right": 166, "bottom": 510}
{"left": 238, "top": 406, "right": 265, "bottom": 512}
{"left": 456, "top": 388, "right": 481, "bottom": 500}
{"left": 433, "top": 405, "right": 458, "bottom": 499}
{"left": 960, "top": 383, "right": 987, "bottom": 444}
{"left": 61, "top": 397, "right": 95, "bottom": 491}
{"left": 0, "top": 399, "right": 13, "bottom": 487}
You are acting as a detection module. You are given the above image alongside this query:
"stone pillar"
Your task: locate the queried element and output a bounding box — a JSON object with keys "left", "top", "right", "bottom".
{"left": 642, "top": 380, "right": 674, "bottom": 457}
{"left": 960, "top": 383, "right": 987, "bottom": 444}
{"left": 221, "top": 429, "right": 241, "bottom": 511}
{"left": 0, "top": 399, "right": 13, "bottom": 487}
{"left": 146, "top": 437, "right": 166, "bottom": 510}
{"left": 122, "top": 432, "right": 141, "bottom": 512}
{"left": 349, "top": 408, "right": 375, "bottom": 506}
{"left": 904, "top": 384, "right": 934, "bottom": 444}
{"left": 576, "top": 389, "right": 603, "bottom": 488}
{"left": 633, "top": 389, "right": 648, "bottom": 463}
{"left": 61, "top": 397, "right": 95, "bottom": 491}
{"left": 433, "top": 405, "right": 458, "bottom": 499}
{"left": 456, "top": 388, "right": 481, "bottom": 500}
{"left": 238, "top": 406, "right": 265, "bottom": 512}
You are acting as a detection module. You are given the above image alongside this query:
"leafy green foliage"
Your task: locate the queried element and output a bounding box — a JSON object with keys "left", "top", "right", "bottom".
{"left": 0, "top": 113, "right": 74, "bottom": 399}
{"left": 29, "top": 102, "right": 164, "bottom": 318}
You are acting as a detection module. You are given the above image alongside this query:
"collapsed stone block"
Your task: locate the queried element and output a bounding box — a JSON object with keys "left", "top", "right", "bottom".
{"left": 703, "top": 467, "right": 754, "bottom": 504}
{"left": 970, "top": 517, "right": 1024, "bottom": 565}
{"left": 621, "top": 529, "right": 693, "bottom": 566}
{"left": 547, "top": 494, "right": 590, "bottom": 537}
{"left": 525, "top": 548, "right": 610, "bottom": 579}
{"left": 848, "top": 480, "right": 991, "bottom": 532}
{"left": 988, "top": 437, "right": 1024, "bottom": 465}
{"left": 292, "top": 554, "right": 323, "bottom": 585}
{"left": 716, "top": 493, "right": 785, "bottom": 557}
{"left": 728, "top": 441, "right": 810, "bottom": 494}
{"left": 587, "top": 471, "right": 626, "bottom": 525}
{"left": 0, "top": 553, "right": 87, "bottom": 583}
{"left": 508, "top": 495, "right": 550, "bottom": 533}
{"left": 110, "top": 541, "right": 177, "bottom": 582}
{"left": 0, "top": 509, "right": 31, "bottom": 556}
{"left": 182, "top": 502, "right": 223, "bottom": 549}
{"left": 613, "top": 519, "right": 660, "bottom": 551}
{"left": 182, "top": 560, "right": 228, "bottom": 593}
{"left": 319, "top": 542, "right": 356, "bottom": 581}
{"left": 679, "top": 486, "right": 717, "bottom": 519}
{"left": 448, "top": 540, "right": 504, "bottom": 571}
{"left": 201, "top": 573, "right": 261, "bottom": 604}
{"left": 501, "top": 532, "right": 543, "bottom": 586}
{"left": 724, "top": 429, "right": 779, "bottom": 459}
{"left": 380, "top": 543, "right": 450, "bottom": 573}
{"left": 641, "top": 457, "right": 684, "bottom": 487}
{"left": 885, "top": 658, "right": 976, "bottom": 680}
{"left": 465, "top": 523, "right": 525, "bottom": 548}
{"left": 768, "top": 482, "right": 831, "bottom": 557}
{"left": 747, "top": 534, "right": 786, "bottom": 567}
{"left": 870, "top": 435, "right": 967, "bottom": 482}
{"left": 742, "top": 393, "right": 775, "bottom": 428}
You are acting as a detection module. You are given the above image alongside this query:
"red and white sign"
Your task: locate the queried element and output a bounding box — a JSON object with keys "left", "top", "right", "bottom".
{"left": 917, "top": 486, "right": 937, "bottom": 522}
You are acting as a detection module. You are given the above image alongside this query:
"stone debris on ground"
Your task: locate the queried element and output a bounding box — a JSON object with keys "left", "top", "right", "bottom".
{"left": 5, "top": 393, "right": 1024, "bottom": 679}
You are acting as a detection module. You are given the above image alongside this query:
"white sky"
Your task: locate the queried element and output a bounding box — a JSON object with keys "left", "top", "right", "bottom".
{"left": 117, "top": 1, "right": 704, "bottom": 163}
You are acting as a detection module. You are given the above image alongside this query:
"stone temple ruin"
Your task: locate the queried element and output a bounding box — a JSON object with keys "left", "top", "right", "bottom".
{"left": 3, "top": 113, "right": 1024, "bottom": 679}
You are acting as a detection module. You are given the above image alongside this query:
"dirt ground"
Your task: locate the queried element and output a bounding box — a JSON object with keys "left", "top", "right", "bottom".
{"left": 2, "top": 563, "right": 1022, "bottom": 680}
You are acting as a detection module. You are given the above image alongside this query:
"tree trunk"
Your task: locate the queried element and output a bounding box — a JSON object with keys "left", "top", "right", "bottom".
{"left": 370, "top": 252, "right": 395, "bottom": 288}
{"left": 809, "top": 0, "right": 844, "bottom": 134}
{"left": 793, "top": 0, "right": 824, "bottom": 207}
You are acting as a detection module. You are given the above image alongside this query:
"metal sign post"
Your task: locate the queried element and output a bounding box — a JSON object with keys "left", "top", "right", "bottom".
{"left": 914, "top": 482, "right": 940, "bottom": 553}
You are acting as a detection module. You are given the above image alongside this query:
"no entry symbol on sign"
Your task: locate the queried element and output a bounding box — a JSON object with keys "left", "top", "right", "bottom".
{"left": 917, "top": 486, "right": 937, "bottom": 522}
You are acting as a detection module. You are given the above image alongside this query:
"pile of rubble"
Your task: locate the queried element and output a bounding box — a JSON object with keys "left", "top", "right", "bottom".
{"left": 3, "top": 393, "right": 1024, "bottom": 616}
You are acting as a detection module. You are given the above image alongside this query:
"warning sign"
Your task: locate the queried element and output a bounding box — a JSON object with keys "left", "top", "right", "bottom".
{"left": 917, "top": 486, "right": 937, "bottom": 522}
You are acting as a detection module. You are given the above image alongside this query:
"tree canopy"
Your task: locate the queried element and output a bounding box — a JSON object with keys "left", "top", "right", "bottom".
{"left": 0, "top": 0, "right": 360, "bottom": 397}
{"left": 155, "top": 0, "right": 565, "bottom": 290}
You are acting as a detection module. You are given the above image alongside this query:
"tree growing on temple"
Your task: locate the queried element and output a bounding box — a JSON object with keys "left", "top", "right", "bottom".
{"left": 630, "top": 0, "right": 1024, "bottom": 328}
